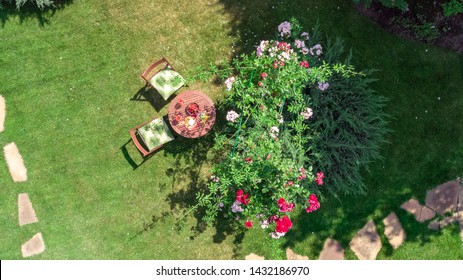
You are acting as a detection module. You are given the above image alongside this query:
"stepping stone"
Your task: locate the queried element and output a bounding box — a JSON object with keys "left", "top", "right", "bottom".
{"left": 418, "top": 206, "right": 436, "bottom": 222}
{"left": 3, "top": 142, "right": 27, "bottom": 182}
{"left": 401, "top": 199, "right": 422, "bottom": 220}
{"left": 318, "top": 238, "right": 344, "bottom": 260}
{"left": 349, "top": 220, "right": 382, "bottom": 260}
{"left": 0, "top": 95, "right": 5, "bottom": 132}
{"left": 18, "top": 193, "right": 38, "bottom": 226}
{"left": 286, "top": 247, "right": 309, "bottom": 260}
{"left": 426, "top": 180, "right": 460, "bottom": 215}
{"left": 245, "top": 253, "right": 264, "bottom": 260}
{"left": 401, "top": 199, "right": 435, "bottom": 222}
{"left": 21, "top": 233, "right": 45, "bottom": 258}
{"left": 383, "top": 212, "right": 406, "bottom": 249}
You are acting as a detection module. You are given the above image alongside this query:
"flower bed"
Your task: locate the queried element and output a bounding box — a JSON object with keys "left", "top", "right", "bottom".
{"left": 192, "top": 19, "right": 388, "bottom": 238}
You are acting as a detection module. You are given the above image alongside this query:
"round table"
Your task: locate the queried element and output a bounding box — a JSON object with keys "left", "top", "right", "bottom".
{"left": 167, "top": 91, "right": 216, "bottom": 138}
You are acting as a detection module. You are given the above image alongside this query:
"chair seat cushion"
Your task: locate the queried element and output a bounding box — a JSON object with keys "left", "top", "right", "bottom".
{"left": 149, "top": 69, "right": 185, "bottom": 100}
{"left": 137, "top": 118, "right": 175, "bottom": 151}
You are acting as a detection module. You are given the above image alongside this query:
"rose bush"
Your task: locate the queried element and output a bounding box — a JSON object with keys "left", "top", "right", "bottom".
{"left": 191, "top": 18, "right": 388, "bottom": 238}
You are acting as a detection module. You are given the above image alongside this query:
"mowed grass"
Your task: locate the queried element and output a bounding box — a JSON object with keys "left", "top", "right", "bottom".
{"left": 0, "top": 0, "right": 462, "bottom": 259}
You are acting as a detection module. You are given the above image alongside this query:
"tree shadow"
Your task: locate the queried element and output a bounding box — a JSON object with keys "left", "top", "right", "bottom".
{"left": 158, "top": 99, "right": 247, "bottom": 251}
{"left": 0, "top": 0, "right": 74, "bottom": 27}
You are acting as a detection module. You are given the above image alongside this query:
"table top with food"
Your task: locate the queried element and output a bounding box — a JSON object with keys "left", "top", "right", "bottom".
{"left": 167, "top": 91, "right": 216, "bottom": 138}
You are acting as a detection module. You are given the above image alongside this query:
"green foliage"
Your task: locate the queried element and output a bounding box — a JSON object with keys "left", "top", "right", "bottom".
{"left": 190, "top": 19, "right": 388, "bottom": 237}
{"left": 309, "top": 71, "right": 390, "bottom": 196}
{"left": 353, "top": 0, "right": 409, "bottom": 11}
{"left": 442, "top": 0, "right": 463, "bottom": 17}
{"left": 390, "top": 15, "right": 440, "bottom": 42}
{"left": 1, "top": 0, "right": 54, "bottom": 10}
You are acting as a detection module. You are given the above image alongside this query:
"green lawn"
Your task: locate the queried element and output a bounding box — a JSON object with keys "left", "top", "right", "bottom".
{"left": 0, "top": 0, "right": 462, "bottom": 259}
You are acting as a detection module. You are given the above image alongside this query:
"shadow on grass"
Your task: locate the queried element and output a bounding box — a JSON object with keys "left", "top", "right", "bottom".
{"left": 130, "top": 85, "right": 175, "bottom": 113}
{"left": 161, "top": 99, "right": 249, "bottom": 256}
{"left": 120, "top": 138, "right": 168, "bottom": 170}
{"left": 0, "top": 0, "right": 74, "bottom": 27}
{"left": 123, "top": 97, "right": 247, "bottom": 255}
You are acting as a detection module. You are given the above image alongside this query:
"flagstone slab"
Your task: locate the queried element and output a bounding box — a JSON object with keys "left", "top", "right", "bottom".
{"left": 349, "top": 220, "right": 382, "bottom": 260}
{"left": 401, "top": 199, "right": 422, "bottom": 220}
{"left": 383, "top": 212, "right": 406, "bottom": 249}
{"left": 418, "top": 206, "right": 436, "bottom": 222}
{"left": 318, "top": 238, "right": 344, "bottom": 260}
{"left": 245, "top": 253, "right": 265, "bottom": 260}
{"left": 0, "top": 95, "right": 5, "bottom": 132}
{"left": 401, "top": 199, "right": 436, "bottom": 223}
{"left": 21, "top": 233, "right": 45, "bottom": 258}
{"left": 3, "top": 142, "right": 27, "bottom": 182}
{"left": 426, "top": 180, "right": 460, "bottom": 215}
{"left": 286, "top": 248, "right": 309, "bottom": 260}
{"left": 18, "top": 193, "right": 38, "bottom": 226}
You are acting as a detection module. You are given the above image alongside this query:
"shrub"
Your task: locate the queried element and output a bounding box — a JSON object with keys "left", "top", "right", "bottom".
{"left": 1, "top": 0, "right": 54, "bottom": 10}
{"left": 442, "top": 0, "right": 463, "bottom": 17}
{"left": 190, "top": 19, "right": 388, "bottom": 237}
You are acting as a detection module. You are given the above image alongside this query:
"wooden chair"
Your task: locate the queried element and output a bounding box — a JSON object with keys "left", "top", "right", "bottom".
{"left": 129, "top": 116, "right": 175, "bottom": 157}
{"left": 141, "top": 57, "right": 185, "bottom": 100}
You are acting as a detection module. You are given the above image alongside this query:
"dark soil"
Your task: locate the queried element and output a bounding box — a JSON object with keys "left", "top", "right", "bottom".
{"left": 354, "top": 0, "right": 463, "bottom": 53}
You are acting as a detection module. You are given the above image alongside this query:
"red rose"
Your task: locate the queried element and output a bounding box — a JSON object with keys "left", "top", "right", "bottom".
{"left": 315, "top": 172, "right": 324, "bottom": 185}
{"left": 260, "top": 72, "right": 268, "bottom": 79}
{"left": 306, "top": 201, "right": 320, "bottom": 213}
{"left": 308, "top": 194, "right": 318, "bottom": 203}
{"left": 278, "top": 198, "right": 286, "bottom": 206}
{"left": 275, "top": 216, "right": 292, "bottom": 233}
{"left": 236, "top": 189, "right": 250, "bottom": 204}
{"left": 245, "top": 220, "right": 253, "bottom": 228}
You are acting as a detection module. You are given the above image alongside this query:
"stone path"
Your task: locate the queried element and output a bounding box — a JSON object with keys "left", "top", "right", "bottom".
{"left": 400, "top": 199, "right": 436, "bottom": 222}
{"left": 3, "top": 142, "right": 28, "bottom": 182}
{"left": 246, "top": 179, "right": 463, "bottom": 260}
{"left": 21, "top": 233, "right": 45, "bottom": 258}
{"left": 0, "top": 95, "right": 5, "bottom": 132}
{"left": 18, "top": 193, "right": 39, "bottom": 226}
{"left": 1, "top": 96, "right": 45, "bottom": 258}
